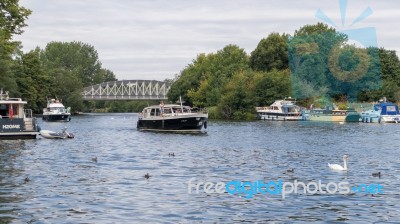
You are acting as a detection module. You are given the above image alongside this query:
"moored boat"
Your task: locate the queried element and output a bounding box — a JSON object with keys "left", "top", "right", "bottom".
{"left": 360, "top": 98, "right": 400, "bottom": 123}
{"left": 0, "top": 90, "right": 41, "bottom": 139}
{"left": 137, "top": 104, "right": 208, "bottom": 132}
{"left": 303, "top": 106, "right": 360, "bottom": 123}
{"left": 256, "top": 97, "right": 303, "bottom": 121}
{"left": 42, "top": 99, "right": 71, "bottom": 122}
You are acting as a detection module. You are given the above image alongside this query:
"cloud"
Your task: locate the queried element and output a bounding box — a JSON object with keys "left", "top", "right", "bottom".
{"left": 15, "top": 0, "right": 400, "bottom": 81}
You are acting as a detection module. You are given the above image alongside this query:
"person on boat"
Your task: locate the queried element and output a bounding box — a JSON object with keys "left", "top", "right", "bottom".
{"left": 160, "top": 101, "right": 165, "bottom": 115}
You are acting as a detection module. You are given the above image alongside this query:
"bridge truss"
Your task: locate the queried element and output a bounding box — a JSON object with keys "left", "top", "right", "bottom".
{"left": 82, "top": 80, "right": 171, "bottom": 101}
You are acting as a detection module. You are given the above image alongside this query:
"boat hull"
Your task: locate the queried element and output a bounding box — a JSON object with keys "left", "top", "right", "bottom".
{"left": 0, "top": 118, "right": 39, "bottom": 139}
{"left": 42, "top": 114, "right": 71, "bottom": 122}
{"left": 137, "top": 116, "right": 207, "bottom": 132}
{"left": 258, "top": 113, "right": 303, "bottom": 121}
{"left": 0, "top": 132, "right": 38, "bottom": 140}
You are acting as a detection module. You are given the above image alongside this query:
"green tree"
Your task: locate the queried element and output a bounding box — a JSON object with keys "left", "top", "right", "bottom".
{"left": 192, "top": 46, "right": 249, "bottom": 106}
{"left": 40, "top": 41, "right": 103, "bottom": 87}
{"left": 13, "top": 48, "right": 50, "bottom": 112}
{"left": 250, "top": 32, "right": 289, "bottom": 72}
{"left": 0, "top": 0, "right": 31, "bottom": 94}
{"left": 288, "top": 23, "right": 348, "bottom": 100}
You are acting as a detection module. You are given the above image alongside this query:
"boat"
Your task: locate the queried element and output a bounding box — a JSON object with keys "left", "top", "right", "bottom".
{"left": 0, "top": 90, "right": 41, "bottom": 139}
{"left": 137, "top": 104, "right": 208, "bottom": 132}
{"left": 360, "top": 98, "right": 400, "bottom": 123}
{"left": 42, "top": 99, "right": 71, "bottom": 122}
{"left": 256, "top": 97, "right": 303, "bottom": 121}
{"left": 40, "top": 127, "right": 74, "bottom": 139}
{"left": 302, "top": 105, "right": 361, "bottom": 122}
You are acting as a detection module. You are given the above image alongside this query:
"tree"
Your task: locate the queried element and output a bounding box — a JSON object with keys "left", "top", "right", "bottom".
{"left": 288, "top": 23, "right": 348, "bottom": 101}
{"left": 13, "top": 48, "right": 50, "bottom": 112}
{"left": 187, "top": 45, "right": 249, "bottom": 106}
{"left": 40, "top": 41, "right": 103, "bottom": 87}
{"left": 0, "top": 0, "right": 31, "bottom": 94}
{"left": 250, "top": 32, "right": 289, "bottom": 72}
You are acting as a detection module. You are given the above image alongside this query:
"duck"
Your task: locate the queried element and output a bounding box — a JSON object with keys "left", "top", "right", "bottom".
{"left": 24, "top": 177, "right": 30, "bottom": 183}
{"left": 91, "top": 157, "right": 98, "bottom": 162}
{"left": 168, "top": 152, "right": 175, "bottom": 157}
{"left": 328, "top": 155, "right": 349, "bottom": 171}
{"left": 144, "top": 173, "right": 151, "bottom": 179}
{"left": 372, "top": 172, "right": 381, "bottom": 178}
{"left": 287, "top": 168, "right": 294, "bottom": 173}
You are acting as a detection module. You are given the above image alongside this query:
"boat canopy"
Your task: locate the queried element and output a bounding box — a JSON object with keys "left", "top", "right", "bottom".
{"left": 374, "top": 102, "right": 400, "bottom": 115}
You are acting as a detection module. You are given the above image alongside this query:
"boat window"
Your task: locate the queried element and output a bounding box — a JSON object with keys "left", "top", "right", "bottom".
{"left": 0, "top": 104, "right": 7, "bottom": 117}
{"left": 163, "top": 108, "right": 172, "bottom": 114}
{"left": 387, "top": 106, "right": 396, "bottom": 112}
{"left": 150, "top": 108, "right": 161, "bottom": 116}
{"left": 0, "top": 104, "right": 18, "bottom": 118}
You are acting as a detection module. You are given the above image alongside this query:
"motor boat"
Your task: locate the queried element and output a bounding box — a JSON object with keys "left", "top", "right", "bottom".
{"left": 42, "top": 99, "right": 71, "bottom": 122}
{"left": 40, "top": 127, "right": 74, "bottom": 139}
{"left": 360, "top": 97, "right": 400, "bottom": 123}
{"left": 137, "top": 104, "right": 208, "bottom": 133}
{"left": 256, "top": 97, "right": 303, "bottom": 121}
{"left": 0, "top": 89, "right": 41, "bottom": 140}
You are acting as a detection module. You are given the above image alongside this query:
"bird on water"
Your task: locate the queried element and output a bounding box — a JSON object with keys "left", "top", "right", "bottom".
{"left": 328, "top": 155, "right": 349, "bottom": 171}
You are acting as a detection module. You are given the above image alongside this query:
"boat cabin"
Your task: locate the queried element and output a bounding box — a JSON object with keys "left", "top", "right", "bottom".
{"left": 141, "top": 105, "right": 192, "bottom": 118}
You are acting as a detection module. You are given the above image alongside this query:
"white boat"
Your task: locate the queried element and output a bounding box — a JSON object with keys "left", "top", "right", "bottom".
{"left": 256, "top": 98, "right": 303, "bottom": 121}
{"left": 0, "top": 89, "right": 41, "bottom": 139}
{"left": 42, "top": 99, "right": 71, "bottom": 122}
{"left": 137, "top": 104, "right": 208, "bottom": 133}
{"left": 40, "top": 127, "right": 74, "bottom": 139}
{"left": 360, "top": 98, "right": 400, "bottom": 123}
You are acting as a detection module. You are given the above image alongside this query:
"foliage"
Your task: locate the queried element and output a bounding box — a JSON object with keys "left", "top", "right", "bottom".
{"left": 250, "top": 32, "right": 289, "bottom": 72}
{"left": 0, "top": 0, "right": 31, "bottom": 95}
{"left": 168, "top": 44, "right": 249, "bottom": 106}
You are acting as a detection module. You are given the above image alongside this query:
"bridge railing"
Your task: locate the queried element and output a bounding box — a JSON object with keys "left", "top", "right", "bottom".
{"left": 82, "top": 80, "right": 171, "bottom": 101}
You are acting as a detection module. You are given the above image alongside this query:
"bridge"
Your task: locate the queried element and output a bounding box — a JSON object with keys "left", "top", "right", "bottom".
{"left": 82, "top": 80, "right": 171, "bottom": 101}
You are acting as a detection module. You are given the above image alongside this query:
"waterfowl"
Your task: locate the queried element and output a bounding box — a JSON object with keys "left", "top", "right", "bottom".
{"left": 144, "top": 173, "right": 151, "bottom": 179}
{"left": 328, "top": 155, "right": 349, "bottom": 171}
{"left": 372, "top": 172, "right": 381, "bottom": 178}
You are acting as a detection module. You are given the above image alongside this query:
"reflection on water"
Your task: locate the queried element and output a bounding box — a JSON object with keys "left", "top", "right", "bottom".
{"left": 0, "top": 114, "right": 399, "bottom": 223}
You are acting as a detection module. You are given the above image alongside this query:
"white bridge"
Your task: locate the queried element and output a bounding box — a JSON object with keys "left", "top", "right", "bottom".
{"left": 82, "top": 80, "right": 171, "bottom": 100}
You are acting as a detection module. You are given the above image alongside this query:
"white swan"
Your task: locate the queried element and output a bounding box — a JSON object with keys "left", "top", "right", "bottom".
{"left": 328, "top": 155, "right": 349, "bottom": 171}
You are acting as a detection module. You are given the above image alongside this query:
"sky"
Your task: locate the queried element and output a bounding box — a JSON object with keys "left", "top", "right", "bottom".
{"left": 15, "top": 0, "right": 400, "bottom": 81}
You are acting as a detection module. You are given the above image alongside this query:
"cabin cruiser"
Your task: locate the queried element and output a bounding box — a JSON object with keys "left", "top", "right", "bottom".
{"left": 256, "top": 98, "right": 303, "bottom": 121}
{"left": 137, "top": 104, "right": 208, "bottom": 132}
{"left": 360, "top": 98, "right": 400, "bottom": 123}
{"left": 42, "top": 99, "right": 71, "bottom": 122}
{"left": 303, "top": 105, "right": 361, "bottom": 122}
{"left": 0, "top": 90, "right": 41, "bottom": 139}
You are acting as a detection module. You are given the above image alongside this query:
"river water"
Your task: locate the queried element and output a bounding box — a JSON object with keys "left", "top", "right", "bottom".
{"left": 0, "top": 113, "right": 399, "bottom": 223}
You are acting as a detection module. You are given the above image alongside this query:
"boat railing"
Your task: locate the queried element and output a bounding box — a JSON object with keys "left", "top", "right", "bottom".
{"left": 24, "top": 109, "right": 33, "bottom": 119}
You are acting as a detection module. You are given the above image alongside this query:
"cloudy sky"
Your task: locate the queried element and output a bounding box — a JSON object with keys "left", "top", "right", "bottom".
{"left": 15, "top": 0, "right": 400, "bottom": 81}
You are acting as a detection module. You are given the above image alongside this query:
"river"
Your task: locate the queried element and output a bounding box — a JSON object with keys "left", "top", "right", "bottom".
{"left": 0, "top": 113, "right": 399, "bottom": 223}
